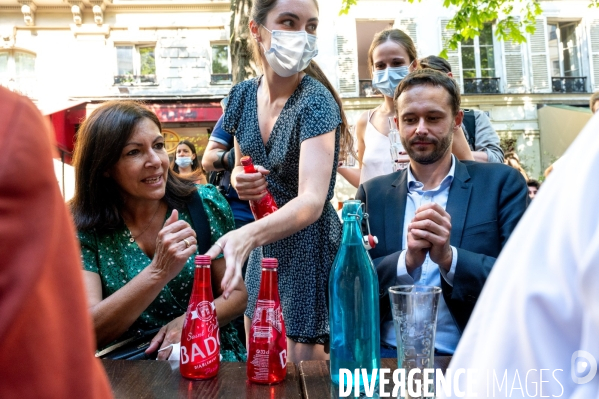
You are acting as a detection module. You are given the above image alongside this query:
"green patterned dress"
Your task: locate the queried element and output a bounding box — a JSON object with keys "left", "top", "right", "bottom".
{"left": 78, "top": 185, "right": 246, "bottom": 361}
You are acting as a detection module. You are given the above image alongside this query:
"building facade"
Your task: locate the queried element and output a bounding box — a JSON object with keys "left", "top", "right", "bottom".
{"left": 1, "top": 0, "right": 596, "bottom": 201}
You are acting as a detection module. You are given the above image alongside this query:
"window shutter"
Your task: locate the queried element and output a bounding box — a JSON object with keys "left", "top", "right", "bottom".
{"left": 335, "top": 19, "right": 359, "bottom": 98}
{"left": 440, "top": 18, "right": 462, "bottom": 89}
{"left": 528, "top": 17, "right": 551, "bottom": 93}
{"left": 586, "top": 18, "right": 599, "bottom": 91}
{"left": 396, "top": 18, "right": 418, "bottom": 52}
{"left": 502, "top": 38, "right": 527, "bottom": 93}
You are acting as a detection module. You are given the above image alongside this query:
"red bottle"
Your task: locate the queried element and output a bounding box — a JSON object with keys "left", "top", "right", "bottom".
{"left": 247, "top": 258, "right": 287, "bottom": 384}
{"left": 240, "top": 156, "right": 278, "bottom": 219}
{"left": 180, "top": 255, "right": 220, "bottom": 379}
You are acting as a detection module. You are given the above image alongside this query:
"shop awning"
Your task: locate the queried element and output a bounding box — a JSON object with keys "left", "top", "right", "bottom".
{"left": 148, "top": 102, "right": 223, "bottom": 123}
{"left": 36, "top": 100, "right": 88, "bottom": 116}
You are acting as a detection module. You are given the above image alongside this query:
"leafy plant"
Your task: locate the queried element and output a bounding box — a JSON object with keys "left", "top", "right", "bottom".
{"left": 340, "top": 0, "right": 542, "bottom": 58}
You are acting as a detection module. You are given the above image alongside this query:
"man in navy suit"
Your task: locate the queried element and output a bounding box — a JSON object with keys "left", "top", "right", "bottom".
{"left": 356, "top": 69, "right": 529, "bottom": 356}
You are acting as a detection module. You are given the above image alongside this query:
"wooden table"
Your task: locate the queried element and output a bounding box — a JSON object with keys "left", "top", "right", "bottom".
{"left": 299, "top": 357, "right": 452, "bottom": 399}
{"left": 101, "top": 359, "right": 302, "bottom": 399}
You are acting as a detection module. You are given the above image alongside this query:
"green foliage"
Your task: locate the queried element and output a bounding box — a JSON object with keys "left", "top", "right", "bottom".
{"left": 339, "top": 0, "right": 358, "bottom": 15}
{"left": 212, "top": 45, "right": 230, "bottom": 74}
{"left": 340, "top": 0, "right": 542, "bottom": 56}
{"left": 139, "top": 47, "right": 156, "bottom": 76}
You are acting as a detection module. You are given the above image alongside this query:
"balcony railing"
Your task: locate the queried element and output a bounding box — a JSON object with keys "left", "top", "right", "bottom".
{"left": 210, "top": 73, "right": 232, "bottom": 84}
{"left": 463, "top": 78, "right": 501, "bottom": 94}
{"left": 113, "top": 75, "right": 157, "bottom": 85}
{"left": 552, "top": 76, "right": 587, "bottom": 93}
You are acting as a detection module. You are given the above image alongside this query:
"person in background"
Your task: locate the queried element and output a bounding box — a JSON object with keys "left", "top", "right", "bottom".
{"left": 202, "top": 112, "right": 254, "bottom": 345}
{"left": 0, "top": 86, "right": 112, "bottom": 398}
{"left": 590, "top": 91, "right": 599, "bottom": 113}
{"left": 356, "top": 69, "right": 528, "bottom": 357}
{"left": 527, "top": 178, "right": 540, "bottom": 199}
{"left": 338, "top": 29, "right": 473, "bottom": 188}
{"left": 205, "top": 0, "right": 352, "bottom": 362}
{"left": 419, "top": 55, "right": 504, "bottom": 163}
{"left": 441, "top": 98, "right": 599, "bottom": 399}
{"left": 70, "top": 101, "right": 246, "bottom": 361}
{"left": 171, "top": 140, "right": 207, "bottom": 184}
{"left": 504, "top": 151, "right": 530, "bottom": 181}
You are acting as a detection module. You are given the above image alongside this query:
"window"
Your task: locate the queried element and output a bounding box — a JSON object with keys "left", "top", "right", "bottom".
{"left": 548, "top": 21, "right": 586, "bottom": 93}
{"left": 0, "top": 49, "right": 36, "bottom": 97}
{"left": 460, "top": 24, "right": 500, "bottom": 93}
{"left": 461, "top": 24, "right": 496, "bottom": 78}
{"left": 210, "top": 43, "right": 231, "bottom": 84}
{"left": 548, "top": 22, "right": 582, "bottom": 77}
{"left": 114, "top": 45, "right": 156, "bottom": 85}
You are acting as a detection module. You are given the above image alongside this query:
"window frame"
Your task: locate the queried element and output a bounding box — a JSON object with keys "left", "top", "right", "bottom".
{"left": 209, "top": 41, "right": 232, "bottom": 85}
{"left": 0, "top": 48, "right": 36, "bottom": 96}
{"left": 547, "top": 19, "right": 584, "bottom": 78}
{"left": 461, "top": 24, "right": 497, "bottom": 79}
{"left": 113, "top": 42, "right": 157, "bottom": 86}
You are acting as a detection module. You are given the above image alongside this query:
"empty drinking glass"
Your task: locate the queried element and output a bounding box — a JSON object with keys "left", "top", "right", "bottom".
{"left": 339, "top": 125, "right": 357, "bottom": 168}
{"left": 389, "top": 285, "right": 442, "bottom": 399}
{"left": 388, "top": 117, "right": 409, "bottom": 171}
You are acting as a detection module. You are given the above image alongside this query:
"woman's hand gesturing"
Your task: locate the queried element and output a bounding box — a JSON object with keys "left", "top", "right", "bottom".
{"left": 149, "top": 209, "right": 197, "bottom": 283}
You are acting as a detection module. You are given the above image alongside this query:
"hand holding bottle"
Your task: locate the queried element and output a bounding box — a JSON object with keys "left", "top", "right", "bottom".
{"left": 234, "top": 164, "right": 271, "bottom": 201}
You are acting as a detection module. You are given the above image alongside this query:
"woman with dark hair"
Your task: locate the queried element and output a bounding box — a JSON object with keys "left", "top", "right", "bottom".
{"left": 337, "top": 28, "right": 418, "bottom": 187}
{"left": 171, "top": 140, "right": 207, "bottom": 184}
{"left": 205, "top": 0, "right": 352, "bottom": 362}
{"left": 71, "top": 100, "right": 246, "bottom": 361}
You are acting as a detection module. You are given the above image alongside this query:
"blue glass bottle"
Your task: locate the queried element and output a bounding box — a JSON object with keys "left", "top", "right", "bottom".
{"left": 329, "top": 200, "right": 380, "bottom": 390}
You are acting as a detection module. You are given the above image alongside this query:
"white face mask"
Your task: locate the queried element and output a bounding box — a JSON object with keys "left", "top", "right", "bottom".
{"left": 260, "top": 26, "right": 318, "bottom": 78}
{"left": 372, "top": 66, "right": 410, "bottom": 98}
{"left": 175, "top": 157, "right": 192, "bottom": 168}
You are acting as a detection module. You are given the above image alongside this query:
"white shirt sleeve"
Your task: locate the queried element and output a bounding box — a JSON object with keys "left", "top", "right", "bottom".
{"left": 396, "top": 250, "right": 415, "bottom": 285}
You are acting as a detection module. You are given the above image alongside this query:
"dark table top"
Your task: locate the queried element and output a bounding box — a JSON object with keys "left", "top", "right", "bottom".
{"left": 299, "top": 357, "right": 452, "bottom": 399}
{"left": 101, "top": 359, "right": 302, "bottom": 399}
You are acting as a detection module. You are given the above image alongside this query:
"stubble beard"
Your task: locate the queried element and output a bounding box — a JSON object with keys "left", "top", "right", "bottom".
{"left": 401, "top": 125, "right": 454, "bottom": 165}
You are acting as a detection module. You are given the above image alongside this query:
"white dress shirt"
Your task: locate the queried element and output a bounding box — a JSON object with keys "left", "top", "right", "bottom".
{"left": 441, "top": 115, "right": 599, "bottom": 398}
{"left": 381, "top": 155, "right": 460, "bottom": 354}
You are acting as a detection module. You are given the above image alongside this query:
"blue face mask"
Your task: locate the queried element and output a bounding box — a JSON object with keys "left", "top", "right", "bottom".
{"left": 175, "top": 157, "right": 192, "bottom": 168}
{"left": 371, "top": 66, "right": 410, "bottom": 98}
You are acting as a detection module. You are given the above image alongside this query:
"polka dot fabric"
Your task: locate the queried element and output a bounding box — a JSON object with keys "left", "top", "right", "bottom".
{"left": 223, "top": 75, "right": 343, "bottom": 344}
{"left": 78, "top": 184, "right": 245, "bottom": 361}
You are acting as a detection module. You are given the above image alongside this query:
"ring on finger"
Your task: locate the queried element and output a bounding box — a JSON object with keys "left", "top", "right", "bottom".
{"left": 183, "top": 238, "right": 191, "bottom": 248}
{"left": 215, "top": 241, "right": 223, "bottom": 251}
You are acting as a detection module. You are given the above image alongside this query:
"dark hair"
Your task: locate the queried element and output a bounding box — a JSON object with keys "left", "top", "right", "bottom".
{"left": 590, "top": 91, "right": 599, "bottom": 112}
{"left": 368, "top": 28, "right": 417, "bottom": 75}
{"left": 419, "top": 55, "right": 452, "bottom": 74}
{"left": 70, "top": 100, "right": 197, "bottom": 233}
{"left": 171, "top": 140, "right": 200, "bottom": 173}
{"left": 249, "top": 0, "right": 353, "bottom": 160}
{"left": 394, "top": 69, "right": 461, "bottom": 116}
{"left": 527, "top": 179, "right": 540, "bottom": 189}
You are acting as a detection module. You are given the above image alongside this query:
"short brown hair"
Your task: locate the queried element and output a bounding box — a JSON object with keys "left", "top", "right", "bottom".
{"left": 394, "top": 69, "right": 461, "bottom": 116}
{"left": 590, "top": 91, "right": 599, "bottom": 112}
{"left": 419, "top": 55, "right": 452, "bottom": 74}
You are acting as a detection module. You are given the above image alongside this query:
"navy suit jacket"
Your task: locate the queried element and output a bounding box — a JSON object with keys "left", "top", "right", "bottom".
{"left": 355, "top": 160, "right": 529, "bottom": 333}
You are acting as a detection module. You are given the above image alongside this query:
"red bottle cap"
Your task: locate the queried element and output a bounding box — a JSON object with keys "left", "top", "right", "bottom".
{"left": 240, "top": 156, "right": 253, "bottom": 166}
{"left": 195, "top": 255, "right": 211, "bottom": 265}
{"left": 261, "top": 258, "right": 278, "bottom": 269}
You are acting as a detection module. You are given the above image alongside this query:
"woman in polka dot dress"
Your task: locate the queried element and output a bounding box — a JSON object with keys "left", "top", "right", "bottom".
{"left": 206, "top": 0, "right": 354, "bottom": 362}
{"left": 71, "top": 101, "right": 247, "bottom": 361}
